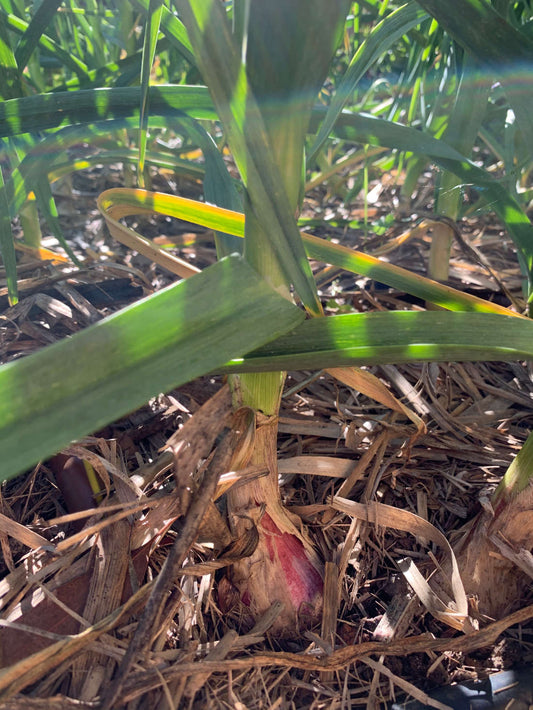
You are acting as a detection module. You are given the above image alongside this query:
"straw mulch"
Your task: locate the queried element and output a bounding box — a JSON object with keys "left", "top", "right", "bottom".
{"left": 0, "top": 164, "right": 532, "bottom": 709}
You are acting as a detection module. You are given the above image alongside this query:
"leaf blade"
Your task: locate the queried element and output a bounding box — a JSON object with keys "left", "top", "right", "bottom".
{"left": 416, "top": 0, "right": 533, "bottom": 161}
{"left": 97, "top": 187, "right": 519, "bottom": 317}
{"left": 309, "top": 2, "right": 428, "bottom": 162}
{"left": 175, "top": 0, "right": 322, "bottom": 314}
{"left": 0, "top": 255, "right": 305, "bottom": 482}
{"left": 13, "top": 0, "right": 62, "bottom": 71}
{"left": 0, "top": 151, "right": 17, "bottom": 304}
{"left": 138, "top": 0, "right": 164, "bottom": 186}
{"left": 222, "top": 311, "right": 533, "bottom": 372}
{"left": 315, "top": 109, "right": 533, "bottom": 294}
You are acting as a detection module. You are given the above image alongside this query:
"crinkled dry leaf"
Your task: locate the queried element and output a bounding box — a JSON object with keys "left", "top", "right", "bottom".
{"left": 327, "top": 366, "right": 426, "bottom": 438}
{"left": 331, "top": 496, "right": 469, "bottom": 631}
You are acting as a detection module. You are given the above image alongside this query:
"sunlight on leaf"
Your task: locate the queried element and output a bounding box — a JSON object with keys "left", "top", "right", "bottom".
{"left": 0, "top": 255, "right": 304, "bottom": 482}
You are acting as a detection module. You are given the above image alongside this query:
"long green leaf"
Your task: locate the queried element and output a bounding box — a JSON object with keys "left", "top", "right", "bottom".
{"left": 4, "top": 10, "right": 90, "bottom": 82}
{"left": 309, "top": 3, "right": 428, "bottom": 162}
{"left": 0, "top": 86, "right": 216, "bottom": 137}
{"left": 47, "top": 149, "right": 205, "bottom": 184}
{"left": 222, "top": 311, "right": 533, "bottom": 372}
{"left": 431, "top": 55, "right": 491, "bottom": 278}
{"left": 13, "top": 0, "right": 62, "bottom": 71}
{"left": 239, "top": 0, "right": 350, "bottom": 306}
{"left": 416, "top": 0, "right": 533, "bottom": 160}
{"left": 1, "top": 83, "right": 525, "bottom": 279}
{"left": 132, "top": 0, "right": 195, "bottom": 64}
{"left": 32, "top": 176, "right": 80, "bottom": 264}
{"left": 175, "top": 0, "right": 322, "bottom": 315}
{"left": 2, "top": 85, "right": 531, "bottom": 292}
{"left": 316, "top": 109, "right": 533, "bottom": 295}
{"left": 244, "top": 0, "right": 350, "bottom": 207}
{"left": 0, "top": 151, "right": 17, "bottom": 304}
{"left": 138, "top": 0, "right": 163, "bottom": 185}
{"left": 0, "top": 254, "right": 304, "bottom": 482}
{"left": 97, "top": 187, "right": 519, "bottom": 317}
{"left": 0, "top": 8, "right": 20, "bottom": 99}
{"left": 6, "top": 114, "right": 237, "bottom": 226}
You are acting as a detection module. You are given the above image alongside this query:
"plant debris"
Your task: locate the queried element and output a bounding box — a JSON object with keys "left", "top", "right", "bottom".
{"left": 1, "top": 166, "right": 532, "bottom": 708}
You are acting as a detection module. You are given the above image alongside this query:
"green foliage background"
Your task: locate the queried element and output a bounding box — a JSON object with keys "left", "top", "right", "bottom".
{"left": 1, "top": 0, "right": 533, "bottom": 480}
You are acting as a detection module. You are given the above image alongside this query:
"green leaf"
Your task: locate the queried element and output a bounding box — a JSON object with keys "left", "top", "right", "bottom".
{"left": 96, "top": 187, "right": 517, "bottom": 316}
{"left": 3, "top": 10, "right": 90, "bottom": 82}
{"left": 32, "top": 176, "right": 80, "bottom": 265}
{"left": 244, "top": 0, "right": 350, "bottom": 206}
{"left": 132, "top": 0, "right": 195, "bottom": 64}
{"left": 238, "top": 0, "right": 350, "bottom": 302}
{"left": 138, "top": 0, "right": 164, "bottom": 186}
{"left": 175, "top": 0, "right": 322, "bottom": 314}
{"left": 416, "top": 0, "right": 533, "bottom": 161}
{"left": 5, "top": 88, "right": 528, "bottom": 295}
{"left": 0, "top": 8, "right": 20, "bottom": 99}
{"left": 13, "top": 0, "right": 61, "bottom": 71}
{"left": 222, "top": 311, "right": 533, "bottom": 372}
{"left": 442, "top": 56, "right": 490, "bottom": 158}
{"left": 309, "top": 3, "right": 428, "bottom": 162}
{"left": 47, "top": 148, "right": 206, "bottom": 184}
{"left": 315, "top": 108, "right": 533, "bottom": 294}
{"left": 431, "top": 55, "right": 491, "bottom": 278}
{"left": 2, "top": 87, "right": 530, "bottom": 298}
{"left": 495, "top": 429, "right": 533, "bottom": 503}
{"left": 0, "top": 151, "right": 17, "bottom": 305}
{"left": 0, "top": 86, "right": 216, "bottom": 137}
{"left": 0, "top": 254, "right": 305, "bottom": 482}
{"left": 5, "top": 114, "right": 237, "bottom": 232}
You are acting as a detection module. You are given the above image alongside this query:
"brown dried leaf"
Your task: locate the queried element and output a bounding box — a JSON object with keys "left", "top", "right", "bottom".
{"left": 331, "top": 496, "right": 469, "bottom": 631}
